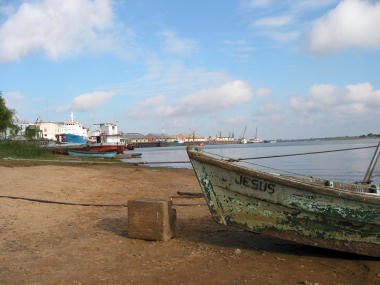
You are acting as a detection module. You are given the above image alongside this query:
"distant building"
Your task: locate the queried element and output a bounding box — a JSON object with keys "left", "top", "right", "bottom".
{"left": 35, "top": 114, "right": 89, "bottom": 141}
{"left": 146, "top": 133, "right": 176, "bottom": 142}
{"left": 1, "top": 122, "right": 36, "bottom": 140}
{"left": 121, "top": 133, "right": 148, "bottom": 144}
{"left": 15, "top": 123, "right": 37, "bottom": 139}
{"left": 35, "top": 121, "right": 63, "bottom": 140}
{"left": 214, "top": 136, "right": 235, "bottom": 142}
{"left": 184, "top": 133, "right": 207, "bottom": 142}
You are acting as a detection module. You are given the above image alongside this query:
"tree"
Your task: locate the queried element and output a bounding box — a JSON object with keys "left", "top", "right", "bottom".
{"left": 25, "top": 125, "right": 40, "bottom": 140}
{"left": 0, "top": 92, "right": 16, "bottom": 139}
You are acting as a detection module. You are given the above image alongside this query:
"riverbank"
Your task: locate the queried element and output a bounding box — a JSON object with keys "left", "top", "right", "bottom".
{"left": 0, "top": 163, "right": 379, "bottom": 284}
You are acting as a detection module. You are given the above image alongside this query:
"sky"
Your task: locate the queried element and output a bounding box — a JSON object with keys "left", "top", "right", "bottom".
{"left": 1, "top": 0, "right": 380, "bottom": 139}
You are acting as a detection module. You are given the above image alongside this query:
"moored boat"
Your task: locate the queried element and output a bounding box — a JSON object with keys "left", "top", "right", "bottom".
{"left": 159, "top": 140, "right": 185, "bottom": 147}
{"left": 115, "top": 152, "right": 142, "bottom": 159}
{"left": 68, "top": 150, "right": 117, "bottom": 158}
{"left": 86, "top": 123, "right": 126, "bottom": 154}
{"left": 187, "top": 146, "right": 380, "bottom": 257}
{"left": 56, "top": 133, "right": 88, "bottom": 144}
{"left": 56, "top": 112, "right": 89, "bottom": 144}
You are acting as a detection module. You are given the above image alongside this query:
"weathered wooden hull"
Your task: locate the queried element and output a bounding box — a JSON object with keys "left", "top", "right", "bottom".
{"left": 187, "top": 147, "right": 380, "bottom": 257}
{"left": 73, "top": 144, "right": 125, "bottom": 154}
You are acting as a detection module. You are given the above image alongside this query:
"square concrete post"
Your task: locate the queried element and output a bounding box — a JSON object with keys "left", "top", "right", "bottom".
{"left": 128, "top": 198, "right": 176, "bottom": 241}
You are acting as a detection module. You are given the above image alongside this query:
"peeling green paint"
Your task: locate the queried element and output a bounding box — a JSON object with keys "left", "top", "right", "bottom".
{"left": 287, "top": 194, "right": 380, "bottom": 223}
{"left": 188, "top": 147, "right": 380, "bottom": 256}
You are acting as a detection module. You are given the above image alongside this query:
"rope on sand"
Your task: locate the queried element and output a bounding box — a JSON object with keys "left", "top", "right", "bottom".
{"left": 0, "top": 195, "right": 127, "bottom": 207}
{"left": 0, "top": 195, "right": 206, "bottom": 207}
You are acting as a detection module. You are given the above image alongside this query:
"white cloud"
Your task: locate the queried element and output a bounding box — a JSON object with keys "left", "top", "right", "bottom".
{"left": 0, "top": 0, "right": 116, "bottom": 63}
{"left": 59, "top": 91, "right": 116, "bottom": 111}
{"left": 245, "top": 0, "right": 342, "bottom": 45}
{"left": 4, "top": 91, "right": 24, "bottom": 101}
{"left": 222, "top": 40, "right": 255, "bottom": 58}
{"left": 180, "top": 80, "right": 253, "bottom": 109}
{"left": 129, "top": 80, "right": 254, "bottom": 118}
{"left": 306, "top": 0, "right": 380, "bottom": 54}
{"left": 256, "top": 88, "right": 272, "bottom": 97}
{"left": 157, "top": 30, "right": 198, "bottom": 57}
{"left": 252, "top": 102, "right": 288, "bottom": 123}
{"left": 290, "top": 82, "right": 380, "bottom": 116}
{"left": 165, "top": 118, "right": 189, "bottom": 128}
{"left": 123, "top": 59, "right": 232, "bottom": 98}
{"left": 253, "top": 15, "right": 293, "bottom": 27}
{"left": 129, "top": 95, "right": 171, "bottom": 118}
{"left": 249, "top": 11, "right": 300, "bottom": 43}
{"left": 224, "top": 115, "right": 247, "bottom": 124}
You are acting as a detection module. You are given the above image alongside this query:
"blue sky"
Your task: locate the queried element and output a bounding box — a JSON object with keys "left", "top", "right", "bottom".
{"left": 1, "top": 0, "right": 380, "bottom": 139}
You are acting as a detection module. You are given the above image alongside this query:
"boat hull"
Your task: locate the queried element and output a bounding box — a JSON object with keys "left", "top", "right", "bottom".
{"left": 187, "top": 147, "right": 380, "bottom": 257}
{"left": 159, "top": 141, "right": 185, "bottom": 147}
{"left": 60, "top": 133, "right": 88, "bottom": 144}
{"left": 72, "top": 144, "right": 125, "bottom": 154}
{"left": 68, "top": 150, "right": 117, "bottom": 158}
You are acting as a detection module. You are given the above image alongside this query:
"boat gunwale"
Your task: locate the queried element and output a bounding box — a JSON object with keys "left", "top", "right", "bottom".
{"left": 187, "top": 147, "right": 380, "bottom": 205}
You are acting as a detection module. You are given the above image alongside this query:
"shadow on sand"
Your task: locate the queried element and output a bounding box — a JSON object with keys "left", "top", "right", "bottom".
{"left": 175, "top": 215, "right": 378, "bottom": 261}
{"left": 96, "top": 214, "right": 377, "bottom": 261}
{"left": 97, "top": 217, "right": 129, "bottom": 238}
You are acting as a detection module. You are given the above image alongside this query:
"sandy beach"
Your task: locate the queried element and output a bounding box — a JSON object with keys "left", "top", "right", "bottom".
{"left": 0, "top": 164, "right": 379, "bottom": 284}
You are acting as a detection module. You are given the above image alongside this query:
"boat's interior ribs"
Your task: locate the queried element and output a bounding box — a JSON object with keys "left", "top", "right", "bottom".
{"left": 283, "top": 175, "right": 376, "bottom": 193}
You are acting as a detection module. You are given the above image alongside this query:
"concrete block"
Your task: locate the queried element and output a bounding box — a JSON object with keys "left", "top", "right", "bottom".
{"left": 128, "top": 198, "right": 176, "bottom": 241}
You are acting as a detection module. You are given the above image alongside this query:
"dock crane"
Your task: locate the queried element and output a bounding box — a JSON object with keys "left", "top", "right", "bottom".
{"left": 240, "top": 126, "right": 247, "bottom": 144}
{"left": 241, "top": 126, "right": 247, "bottom": 139}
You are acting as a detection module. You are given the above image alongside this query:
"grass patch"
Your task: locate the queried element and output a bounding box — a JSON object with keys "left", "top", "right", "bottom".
{"left": 0, "top": 158, "right": 137, "bottom": 168}
{"left": 0, "top": 140, "right": 54, "bottom": 159}
{"left": 0, "top": 140, "right": 140, "bottom": 167}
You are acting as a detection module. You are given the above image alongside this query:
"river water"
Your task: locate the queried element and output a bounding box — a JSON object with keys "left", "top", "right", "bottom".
{"left": 122, "top": 139, "right": 380, "bottom": 184}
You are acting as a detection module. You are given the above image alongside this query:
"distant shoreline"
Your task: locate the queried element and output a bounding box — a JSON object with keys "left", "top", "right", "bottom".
{"left": 277, "top": 135, "right": 380, "bottom": 143}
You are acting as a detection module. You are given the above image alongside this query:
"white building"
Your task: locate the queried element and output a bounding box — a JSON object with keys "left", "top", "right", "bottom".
{"left": 35, "top": 113, "right": 88, "bottom": 141}
{"left": 35, "top": 121, "right": 63, "bottom": 140}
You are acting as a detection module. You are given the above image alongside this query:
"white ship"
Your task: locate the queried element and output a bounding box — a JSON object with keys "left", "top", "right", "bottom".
{"left": 56, "top": 112, "right": 88, "bottom": 143}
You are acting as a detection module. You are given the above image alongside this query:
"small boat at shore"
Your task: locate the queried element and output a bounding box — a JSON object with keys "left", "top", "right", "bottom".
{"left": 159, "top": 139, "right": 185, "bottom": 147}
{"left": 115, "top": 153, "right": 142, "bottom": 159}
{"left": 187, "top": 146, "right": 380, "bottom": 257}
{"left": 68, "top": 150, "right": 117, "bottom": 158}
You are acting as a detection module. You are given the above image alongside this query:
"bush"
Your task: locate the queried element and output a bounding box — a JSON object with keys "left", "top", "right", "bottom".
{"left": 0, "top": 140, "right": 53, "bottom": 158}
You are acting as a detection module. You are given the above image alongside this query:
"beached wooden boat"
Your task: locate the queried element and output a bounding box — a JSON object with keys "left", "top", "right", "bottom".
{"left": 68, "top": 150, "right": 117, "bottom": 158}
{"left": 115, "top": 153, "right": 142, "bottom": 159}
{"left": 187, "top": 147, "right": 380, "bottom": 257}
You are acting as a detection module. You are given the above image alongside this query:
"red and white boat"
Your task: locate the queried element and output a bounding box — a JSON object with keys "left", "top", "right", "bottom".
{"left": 75, "top": 123, "right": 127, "bottom": 154}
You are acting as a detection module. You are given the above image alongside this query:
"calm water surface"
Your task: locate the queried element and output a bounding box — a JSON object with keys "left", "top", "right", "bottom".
{"left": 123, "top": 139, "right": 380, "bottom": 184}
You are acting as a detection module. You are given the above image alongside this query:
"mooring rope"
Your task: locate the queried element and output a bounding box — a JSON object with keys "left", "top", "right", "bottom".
{"left": 136, "top": 145, "right": 378, "bottom": 166}
{"left": 201, "top": 149, "right": 315, "bottom": 178}
{"left": 225, "top": 145, "right": 378, "bottom": 162}
{"left": 200, "top": 144, "right": 379, "bottom": 179}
